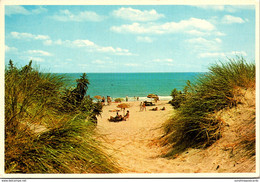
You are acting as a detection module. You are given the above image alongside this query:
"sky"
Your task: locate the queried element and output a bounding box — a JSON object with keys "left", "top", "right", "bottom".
{"left": 4, "top": 5, "right": 255, "bottom": 73}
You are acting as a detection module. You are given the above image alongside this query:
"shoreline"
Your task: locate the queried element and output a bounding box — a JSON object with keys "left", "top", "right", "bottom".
{"left": 93, "top": 95, "right": 172, "bottom": 102}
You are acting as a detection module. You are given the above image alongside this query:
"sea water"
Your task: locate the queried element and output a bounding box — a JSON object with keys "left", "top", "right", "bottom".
{"left": 61, "top": 72, "right": 202, "bottom": 101}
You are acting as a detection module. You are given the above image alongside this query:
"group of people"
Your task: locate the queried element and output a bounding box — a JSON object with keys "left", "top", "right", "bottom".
{"left": 108, "top": 111, "right": 130, "bottom": 122}
{"left": 102, "top": 96, "right": 140, "bottom": 104}
{"left": 102, "top": 96, "right": 112, "bottom": 105}
{"left": 125, "top": 96, "right": 140, "bottom": 102}
{"left": 140, "top": 101, "right": 166, "bottom": 112}
{"left": 149, "top": 107, "right": 165, "bottom": 111}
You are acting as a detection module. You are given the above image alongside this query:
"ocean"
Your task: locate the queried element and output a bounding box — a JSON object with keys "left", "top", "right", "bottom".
{"left": 62, "top": 72, "right": 202, "bottom": 101}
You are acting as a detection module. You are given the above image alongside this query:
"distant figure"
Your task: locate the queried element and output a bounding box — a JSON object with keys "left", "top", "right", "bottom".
{"left": 137, "top": 97, "right": 139, "bottom": 101}
{"left": 161, "top": 107, "right": 166, "bottom": 110}
{"left": 102, "top": 96, "right": 105, "bottom": 105}
{"left": 154, "top": 97, "right": 158, "bottom": 103}
{"left": 140, "top": 102, "right": 143, "bottom": 111}
{"left": 123, "top": 110, "right": 130, "bottom": 121}
{"left": 107, "top": 96, "right": 111, "bottom": 105}
{"left": 126, "top": 96, "right": 128, "bottom": 102}
{"left": 150, "top": 107, "right": 158, "bottom": 111}
{"left": 142, "top": 102, "right": 146, "bottom": 111}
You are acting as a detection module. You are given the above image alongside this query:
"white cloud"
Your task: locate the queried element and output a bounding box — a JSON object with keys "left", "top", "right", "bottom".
{"left": 215, "top": 31, "right": 226, "bottom": 36}
{"left": 11, "top": 32, "right": 50, "bottom": 40}
{"left": 92, "top": 60, "right": 113, "bottom": 65}
{"left": 96, "top": 46, "right": 132, "bottom": 55}
{"left": 111, "top": 17, "right": 215, "bottom": 34}
{"left": 222, "top": 15, "right": 245, "bottom": 24}
{"left": 195, "top": 5, "right": 225, "bottom": 11}
{"left": 153, "top": 58, "right": 173, "bottom": 63}
{"left": 49, "top": 38, "right": 133, "bottom": 56}
{"left": 28, "top": 57, "right": 45, "bottom": 62}
{"left": 198, "top": 52, "right": 226, "bottom": 58}
{"left": 198, "top": 51, "right": 247, "bottom": 58}
{"left": 5, "top": 5, "right": 30, "bottom": 16}
{"left": 231, "top": 51, "right": 247, "bottom": 56}
{"left": 185, "top": 30, "right": 208, "bottom": 36}
{"left": 186, "top": 30, "right": 226, "bottom": 37}
{"left": 5, "top": 5, "right": 47, "bottom": 16}
{"left": 215, "top": 38, "right": 222, "bottom": 43}
{"left": 5, "top": 45, "right": 17, "bottom": 52}
{"left": 113, "top": 7, "right": 164, "bottom": 22}
{"left": 52, "top": 9, "right": 105, "bottom": 22}
{"left": 31, "top": 6, "right": 48, "bottom": 14}
{"left": 185, "top": 37, "right": 222, "bottom": 52}
{"left": 136, "top": 36, "right": 153, "bottom": 43}
{"left": 72, "top": 39, "right": 95, "bottom": 47}
{"left": 27, "top": 50, "right": 52, "bottom": 56}
{"left": 43, "top": 39, "right": 53, "bottom": 45}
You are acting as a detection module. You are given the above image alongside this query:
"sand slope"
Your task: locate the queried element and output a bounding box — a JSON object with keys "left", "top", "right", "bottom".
{"left": 96, "top": 94, "right": 256, "bottom": 173}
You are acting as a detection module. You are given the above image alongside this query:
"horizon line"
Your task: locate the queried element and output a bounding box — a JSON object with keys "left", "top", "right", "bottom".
{"left": 45, "top": 71, "right": 207, "bottom": 74}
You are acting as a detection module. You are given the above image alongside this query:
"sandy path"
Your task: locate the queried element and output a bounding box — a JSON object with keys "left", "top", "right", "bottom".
{"left": 96, "top": 100, "right": 191, "bottom": 173}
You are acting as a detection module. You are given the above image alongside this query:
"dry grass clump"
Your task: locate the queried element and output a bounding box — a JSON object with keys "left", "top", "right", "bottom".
{"left": 5, "top": 60, "right": 119, "bottom": 173}
{"left": 162, "top": 57, "right": 255, "bottom": 158}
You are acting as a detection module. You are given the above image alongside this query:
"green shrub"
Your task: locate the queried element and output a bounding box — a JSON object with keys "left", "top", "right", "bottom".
{"left": 162, "top": 57, "right": 255, "bottom": 158}
{"left": 169, "top": 89, "right": 186, "bottom": 109}
{"left": 114, "top": 98, "right": 124, "bottom": 103}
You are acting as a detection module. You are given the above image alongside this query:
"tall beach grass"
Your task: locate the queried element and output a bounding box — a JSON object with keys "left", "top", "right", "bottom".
{"left": 162, "top": 57, "right": 255, "bottom": 158}
{"left": 5, "top": 60, "right": 119, "bottom": 173}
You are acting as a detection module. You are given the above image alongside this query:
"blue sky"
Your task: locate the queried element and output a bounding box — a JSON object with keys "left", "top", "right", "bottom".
{"left": 5, "top": 5, "right": 255, "bottom": 73}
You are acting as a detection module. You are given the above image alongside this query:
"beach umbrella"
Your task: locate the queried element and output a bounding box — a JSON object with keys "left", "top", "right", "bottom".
{"left": 147, "top": 94, "right": 157, "bottom": 98}
{"left": 117, "top": 103, "right": 130, "bottom": 115}
{"left": 94, "top": 95, "right": 102, "bottom": 100}
{"left": 147, "top": 94, "right": 159, "bottom": 102}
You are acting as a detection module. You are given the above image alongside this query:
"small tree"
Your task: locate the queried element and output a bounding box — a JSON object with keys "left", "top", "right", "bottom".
{"left": 171, "top": 88, "right": 179, "bottom": 99}
{"left": 75, "top": 73, "right": 89, "bottom": 102}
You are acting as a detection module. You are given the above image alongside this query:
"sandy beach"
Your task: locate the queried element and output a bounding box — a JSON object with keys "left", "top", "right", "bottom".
{"left": 96, "top": 98, "right": 256, "bottom": 173}
{"left": 96, "top": 100, "right": 175, "bottom": 173}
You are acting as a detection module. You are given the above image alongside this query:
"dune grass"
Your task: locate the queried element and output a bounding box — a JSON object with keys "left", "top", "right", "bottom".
{"left": 5, "top": 60, "right": 119, "bottom": 173}
{"left": 162, "top": 57, "right": 255, "bottom": 158}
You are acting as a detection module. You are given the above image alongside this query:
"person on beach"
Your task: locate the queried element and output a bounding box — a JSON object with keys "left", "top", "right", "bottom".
{"left": 142, "top": 102, "right": 146, "bottom": 111}
{"left": 102, "top": 96, "right": 105, "bottom": 105}
{"left": 107, "top": 96, "right": 111, "bottom": 105}
{"left": 161, "top": 107, "right": 166, "bottom": 110}
{"left": 115, "top": 111, "right": 123, "bottom": 120}
{"left": 126, "top": 96, "right": 128, "bottom": 102}
{"left": 140, "top": 102, "right": 143, "bottom": 111}
{"left": 137, "top": 97, "right": 139, "bottom": 101}
{"left": 150, "top": 107, "right": 158, "bottom": 111}
{"left": 123, "top": 110, "right": 129, "bottom": 121}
